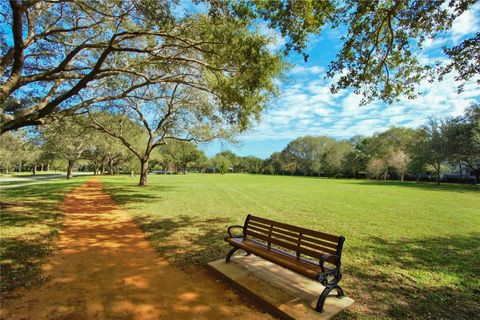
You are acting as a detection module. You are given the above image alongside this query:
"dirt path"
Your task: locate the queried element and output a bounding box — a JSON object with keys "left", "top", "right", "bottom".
{"left": 1, "top": 178, "right": 271, "bottom": 320}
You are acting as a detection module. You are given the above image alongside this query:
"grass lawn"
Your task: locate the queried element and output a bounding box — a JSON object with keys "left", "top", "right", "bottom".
{"left": 99, "top": 173, "right": 480, "bottom": 319}
{"left": 1, "top": 174, "right": 478, "bottom": 319}
{"left": 0, "top": 178, "right": 87, "bottom": 296}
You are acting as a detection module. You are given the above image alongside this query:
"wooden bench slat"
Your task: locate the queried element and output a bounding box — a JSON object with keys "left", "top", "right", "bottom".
{"left": 269, "top": 228, "right": 338, "bottom": 250}
{"left": 245, "top": 229, "right": 326, "bottom": 259}
{"left": 301, "top": 234, "right": 339, "bottom": 250}
{"left": 269, "top": 229, "right": 299, "bottom": 244}
{"left": 247, "top": 224, "right": 271, "bottom": 235}
{"left": 298, "top": 239, "right": 338, "bottom": 254}
{"left": 267, "top": 230, "right": 337, "bottom": 255}
{"left": 248, "top": 215, "right": 340, "bottom": 243}
{"left": 271, "top": 225, "right": 303, "bottom": 239}
{"left": 248, "top": 216, "right": 340, "bottom": 252}
{"left": 249, "top": 218, "right": 339, "bottom": 251}
{"left": 245, "top": 229, "right": 301, "bottom": 254}
{"left": 248, "top": 220, "right": 270, "bottom": 228}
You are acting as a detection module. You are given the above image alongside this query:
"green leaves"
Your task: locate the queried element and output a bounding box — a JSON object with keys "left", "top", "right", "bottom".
{"left": 1, "top": 0, "right": 478, "bottom": 134}
{"left": 327, "top": 0, "right": 478, "bottom": 104}
{"left": 187, "top": 15, "right": 283, "bottom": 130}
{"left": 442, "top": 32, "right": 480, "bottom": 92}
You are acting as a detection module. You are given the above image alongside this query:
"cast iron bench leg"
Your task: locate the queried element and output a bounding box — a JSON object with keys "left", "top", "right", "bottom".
{"left": 315, "top": 285, "right": 345, "bottom": 312}
{"left": 226, "top": 247, "right": 239, "bottom": 263}
{"left": 226, "top": 247, "right": 251, "bottom": 262}
{"left": 336, "top": 285, "right": 345, "bottom": 297}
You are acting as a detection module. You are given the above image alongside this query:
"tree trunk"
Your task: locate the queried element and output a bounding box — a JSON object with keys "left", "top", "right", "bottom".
{"left": 40, "top": 163, "right": 44, "bottom": 171}
{"left": 66, "top": 160, "right": 74, "bottom": 179}
{"left": 32, "top": 163, "right": 36, "bottom": 175}
{"left": 400, "top": 172, "right": 404, "bottom": 182}
{"left": 139, "top": 158, "right": 149, "bottom": 186}
{"left": 100, "top": 156, "right": 106, "bottom": 175}
{"left": 435, "top": 163, "right": 440, "bottom": 185}
{"left": 47, "top": 163, "right": 50, "bottom": 172}
{"left": 18, "top": 161, "right": 22, "bottom": 172}
{"left": 109, "top": 158, "right": 114, "bottom": 175}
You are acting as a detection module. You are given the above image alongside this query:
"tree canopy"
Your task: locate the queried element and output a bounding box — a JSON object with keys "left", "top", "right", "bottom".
{"left": 1, "top": 0, "right": 479, "bottom": 133}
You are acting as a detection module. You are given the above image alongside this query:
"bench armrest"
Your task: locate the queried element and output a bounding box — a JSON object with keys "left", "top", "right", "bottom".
{"left": 319, "top": 253, "right": 340, "bottom": 272}
{"left": 227, "top": 225, "right": 245, "bottom": 238}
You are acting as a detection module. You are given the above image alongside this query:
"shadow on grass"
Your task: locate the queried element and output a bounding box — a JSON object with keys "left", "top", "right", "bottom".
{"left": 342, "top": 234, "right": 480, "bottom": 319}
{"left": 0, "top": 202, "right": 63, "bottom": 228}
{"left": 103, "top": 184, "right": 177, "bottom": 206}
{"left": 354, "top": 180, "right": 480, "bottom": 194}
{"left": 0, "top": 180, "right": 35, "bottom": 187}
{"left": 102, "top": 181, "right": 228, "bottom": 263}
{"left": 134, "top": 214, "right": 480, "bottom": 319}
{"left": 1, "top": 179, "right": 83, "bottom": 200}
{"left": 133, "top": 215, "right": 232, "bottom": 266}
{"left": 0, "top": 179, "right": 82, "bottom": 296}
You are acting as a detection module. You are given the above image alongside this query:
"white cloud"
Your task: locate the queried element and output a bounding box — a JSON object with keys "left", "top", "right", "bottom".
{"left": 422, "top": 4, "right": 479, "bottom": 51}
{"left": 257, "top": 23, "right": 286, "bottom": 52}
{"left": 289, "top": 65, "right": 325, "bottom": 75}
{"left": 423, "top": 36, "right": 447, "bottom": 49}
{"left": 242, "top": 66, "right": 479, "bottom": 141}
{"left": 451, "top": 5, "right": 480, "bottom": 40}
{"left": 421, "top": 2, "right": 480, "bottom": 54}
{"left": 244, "top": 5, "right": 480, "bottom": 142}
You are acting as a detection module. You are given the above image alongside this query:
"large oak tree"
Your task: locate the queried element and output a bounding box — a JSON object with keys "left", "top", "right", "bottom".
{"left": 1, "top": 0, "right": 478, "bottom": 134}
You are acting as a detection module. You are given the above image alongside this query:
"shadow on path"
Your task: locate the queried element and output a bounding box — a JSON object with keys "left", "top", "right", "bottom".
{"left": 135, "top": 215, "right": 232, "bottom": 265}
{"left": 0, "top": 178, "right": 271, "bottom": 320}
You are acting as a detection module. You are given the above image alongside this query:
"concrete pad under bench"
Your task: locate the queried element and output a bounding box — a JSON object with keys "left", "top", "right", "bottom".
{"left": 208, "top": 255, "right": 354, "bottom": 320}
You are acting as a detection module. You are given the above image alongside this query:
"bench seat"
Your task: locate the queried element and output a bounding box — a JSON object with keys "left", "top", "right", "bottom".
{"left": 225, "top": 237, "right": 330, "bottom": 279}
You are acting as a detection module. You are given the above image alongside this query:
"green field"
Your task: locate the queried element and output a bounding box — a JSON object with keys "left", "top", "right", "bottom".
{"left": 100, "top": 174, "right": 480, "bottom": 319}
{"left": 1, "top": 174, "right": 479, "bottom": 319}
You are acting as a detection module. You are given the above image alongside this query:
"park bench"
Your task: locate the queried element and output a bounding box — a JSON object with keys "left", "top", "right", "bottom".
{"left": 224, "top": 214, "right": 346, "bottom": 313}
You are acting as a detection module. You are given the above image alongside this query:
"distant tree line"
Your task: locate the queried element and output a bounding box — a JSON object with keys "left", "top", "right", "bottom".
{"left": 1, "top": 104, "right": 478, "bottom": 185}
{"left": 0, "top": 117, "right": 207, "bottom": 179}
{"left": 207, "top": 104, "right": 480, "bottom": 184}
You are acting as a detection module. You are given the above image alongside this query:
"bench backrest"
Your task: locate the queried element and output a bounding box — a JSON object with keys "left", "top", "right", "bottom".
{"left": 243, "top": 214, "right": 345, "bottom": 264}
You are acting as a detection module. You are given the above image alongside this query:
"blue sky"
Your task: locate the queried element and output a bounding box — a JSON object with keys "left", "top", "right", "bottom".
{"left": 202, "top": 4, "right": 480, "bottom": 159}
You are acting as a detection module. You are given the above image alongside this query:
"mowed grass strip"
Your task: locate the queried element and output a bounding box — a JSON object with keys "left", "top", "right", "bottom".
{"left": 0, "top": 178, "right": 86, "bottom": 297}
{"left": 101, "top": 174, "right": 480, "bottom": 319}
